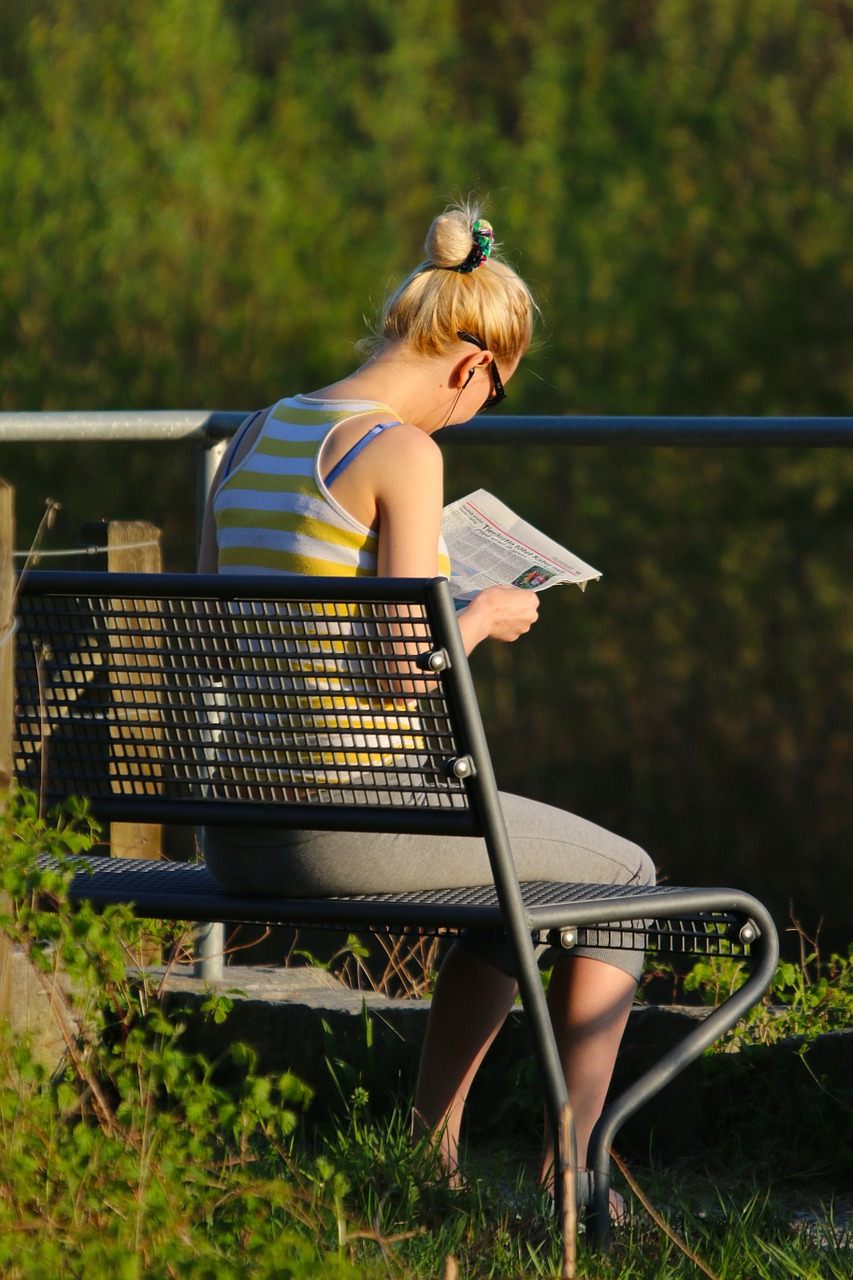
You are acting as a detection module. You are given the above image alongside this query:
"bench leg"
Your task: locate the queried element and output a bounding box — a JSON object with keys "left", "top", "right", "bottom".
{"left": 584, "top": 925, "right": 779, "bottom": 1250}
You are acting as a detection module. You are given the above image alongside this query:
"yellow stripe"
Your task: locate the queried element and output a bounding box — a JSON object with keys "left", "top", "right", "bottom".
{"left": 218, "top": 545, "right": 374, "bottom": 575}
{"left": 217, "top": 507, "right": 377, "bottom": 551}
{"left": 270, "top": 403, "right": 335, "bottom": 427}
{"left": 220, "top": 471, "right": 317, "bottom": 495}
{"left": 271, "top": 399, "right": 396, "bottom": 427}
{"left": 255, "top": 437, "right": 320, "bottom": 459}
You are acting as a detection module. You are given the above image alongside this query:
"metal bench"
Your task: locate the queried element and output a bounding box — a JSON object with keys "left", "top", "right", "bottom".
{"left": 14, "top": 569, "right": 779, "bottom": 1253}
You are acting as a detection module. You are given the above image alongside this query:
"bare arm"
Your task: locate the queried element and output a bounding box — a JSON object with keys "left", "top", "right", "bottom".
{"left": 370, "top": 426, "right": 539, "bottom": 668}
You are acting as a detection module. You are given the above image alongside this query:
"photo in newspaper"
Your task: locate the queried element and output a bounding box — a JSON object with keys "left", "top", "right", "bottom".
{"left": 440, "top": 489, "right": 602, "bottom": 601}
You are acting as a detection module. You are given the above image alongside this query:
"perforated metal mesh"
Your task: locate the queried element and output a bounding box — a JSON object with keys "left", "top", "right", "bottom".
{"left": 15, "top": 577, "right": 472, "bottom": 825}
{"left": 42, "top": 854, "right": 758, "bottom": 957}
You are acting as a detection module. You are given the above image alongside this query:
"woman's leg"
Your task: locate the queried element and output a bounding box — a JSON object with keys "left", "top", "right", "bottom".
{"left": 538, "top": 954, "right": 637, "bottom": 1184}
{"left": 413, "top": 944, "right": 637, "bottom": 1199}
{"left": 205, "top": 793, "right": 652, "bottom": 1195}
{"left": 412, "top": 941, "right": 518, "bottom": 1180}
{"left": 203, "top": 793, "right": 655, "bottom": 903}
{"left": 406, "top": 795, "right": 651, "bottom": 1185}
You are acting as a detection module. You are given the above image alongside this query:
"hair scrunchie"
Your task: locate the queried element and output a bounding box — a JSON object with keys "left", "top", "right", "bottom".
{"left": 453, "top": 219, "right": 495, "bottom": 273}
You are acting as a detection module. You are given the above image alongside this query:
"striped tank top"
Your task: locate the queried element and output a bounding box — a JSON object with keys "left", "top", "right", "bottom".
{"left": 209, "top": 396, "right": 450, "bottom": 791}
{"left": 213, "top": 394, "right": 451, "bottom": 578}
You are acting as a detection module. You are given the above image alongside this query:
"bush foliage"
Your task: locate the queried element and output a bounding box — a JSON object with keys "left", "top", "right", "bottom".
{"left": 1, "top": 0, "right": 852, "bottom": 946}
{"left": 0, "top": 795, "right": 365, "bottom": 1279}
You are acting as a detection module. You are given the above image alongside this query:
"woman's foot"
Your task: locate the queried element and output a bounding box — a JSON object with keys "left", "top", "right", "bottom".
{"left": 579, "top": 1171, "right": 628, "bottom": 1225}
{"left": 545, "top": 1171, "right": 628, "bottom": 1224}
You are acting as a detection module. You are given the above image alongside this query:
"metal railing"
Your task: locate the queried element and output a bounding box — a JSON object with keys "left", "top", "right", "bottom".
{"left": 3, "top": 409, "right": 853, "bottom": 445}
{"left": 4, "top": 411, "right": 852, "bottom": 524}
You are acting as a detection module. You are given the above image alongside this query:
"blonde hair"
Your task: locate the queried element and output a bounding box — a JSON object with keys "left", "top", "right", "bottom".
{"left": 371, "top": 202, "right": 537, "bottom": 365}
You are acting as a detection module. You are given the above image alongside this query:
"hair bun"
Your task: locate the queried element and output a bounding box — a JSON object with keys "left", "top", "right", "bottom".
{"left": 369, "top": 199, "right": 535, "bottom": 364}
{"left": 424, "top": 209, "right": 482, "bottom": 270}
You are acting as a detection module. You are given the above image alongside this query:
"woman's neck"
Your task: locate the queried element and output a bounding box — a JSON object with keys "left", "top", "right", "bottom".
{"left": 310, "top": 349, "right": 457, "bottom": 435}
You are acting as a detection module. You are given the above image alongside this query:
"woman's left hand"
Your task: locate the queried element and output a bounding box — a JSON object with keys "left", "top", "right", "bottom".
{"left": 457, "top": 585, "right": 539, "bottom": 652}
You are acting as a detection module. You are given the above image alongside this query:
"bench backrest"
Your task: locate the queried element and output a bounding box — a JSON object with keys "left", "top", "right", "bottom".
{"left": 14, "top": 571, "right": 494, "bottom": 838}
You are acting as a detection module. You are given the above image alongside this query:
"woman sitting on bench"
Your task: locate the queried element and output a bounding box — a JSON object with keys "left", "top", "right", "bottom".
{"left": 198, "top": 201, "right": 655, "bottom": 1213}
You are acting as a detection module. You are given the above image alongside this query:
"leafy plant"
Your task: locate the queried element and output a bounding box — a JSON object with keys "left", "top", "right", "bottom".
{"left": 0, "top": 791, "right": 368, "bottom": 1278}
{"left": 680, "top": 924, "right": 853, "bottom": 1048}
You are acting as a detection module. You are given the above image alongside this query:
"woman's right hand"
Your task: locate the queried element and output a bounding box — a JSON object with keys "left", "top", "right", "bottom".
{"left": 457, "top": 586, "right": 540, "bottom": 653}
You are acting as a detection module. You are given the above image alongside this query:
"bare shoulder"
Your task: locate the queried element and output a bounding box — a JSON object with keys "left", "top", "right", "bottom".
{"left": 372, "top": 421, "right": 443, "bottom": 470}
{"left": 370, "top": 424, "right": 443, "bottom": 510}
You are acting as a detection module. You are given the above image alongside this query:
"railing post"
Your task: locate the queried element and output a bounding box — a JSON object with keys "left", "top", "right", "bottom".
{"left": 194, "top": 429, "right": 228, "bottom": 981}
{"left": 193, "top": 920, "right": 224, "bottom": 982}
{"left": 197, "top": 432, "right": 228, "bottom": 547}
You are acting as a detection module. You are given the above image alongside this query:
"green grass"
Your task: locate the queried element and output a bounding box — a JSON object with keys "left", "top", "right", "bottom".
{"left": 303, "top": 1114, "right": 852, "bottom": 1278}
{"left": 1, "top": 793, "right": 851, "bottom": 1278}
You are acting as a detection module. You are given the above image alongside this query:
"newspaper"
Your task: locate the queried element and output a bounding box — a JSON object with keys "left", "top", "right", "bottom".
{"left": 441, "top": 489, "right": 602, "bottom": 601}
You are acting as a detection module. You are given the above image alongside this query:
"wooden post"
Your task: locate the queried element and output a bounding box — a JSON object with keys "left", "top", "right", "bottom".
{"left": 80, "top": 519, "right": 162, "bottom": 577}
{"left": 0, "top": 479, "right": 15, "bottom": 1022}
{"left": 558, "top": 1103, "right": 578, "bottom": 1279}
{"left": 81, "top": 520, "right": 163, "bottom": 863}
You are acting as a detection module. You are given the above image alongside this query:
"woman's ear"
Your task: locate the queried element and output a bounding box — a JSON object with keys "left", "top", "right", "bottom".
{"left": 453, "top": 349, "right": 489, "bottom": 389}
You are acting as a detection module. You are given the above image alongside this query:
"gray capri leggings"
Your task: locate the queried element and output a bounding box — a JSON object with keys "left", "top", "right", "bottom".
{"left": 203, "top": 791, "right": 656, "bottom": 982}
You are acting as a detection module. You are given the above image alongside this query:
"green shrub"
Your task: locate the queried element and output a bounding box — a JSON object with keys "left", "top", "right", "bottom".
{"left": 0, "top": 792, "right": 366, "bottom": 1279}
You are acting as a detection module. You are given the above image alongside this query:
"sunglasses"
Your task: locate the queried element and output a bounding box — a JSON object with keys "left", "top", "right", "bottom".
{"left": 457, "top": 330, "right": 507, "bottom": 413}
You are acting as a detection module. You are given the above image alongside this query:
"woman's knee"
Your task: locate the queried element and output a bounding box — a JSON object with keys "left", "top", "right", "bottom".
{"left": 629, "top": 842, "right": 657, "bottom": 888}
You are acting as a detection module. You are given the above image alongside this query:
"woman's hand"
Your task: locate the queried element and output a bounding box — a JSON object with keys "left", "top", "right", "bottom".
{"left": 457, "top": 586, "right": 539, "bottom": 653}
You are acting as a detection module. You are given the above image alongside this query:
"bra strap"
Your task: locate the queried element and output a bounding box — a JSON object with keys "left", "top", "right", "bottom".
{"left": 324, "top": 420, "right": 400, "bottom": 488}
